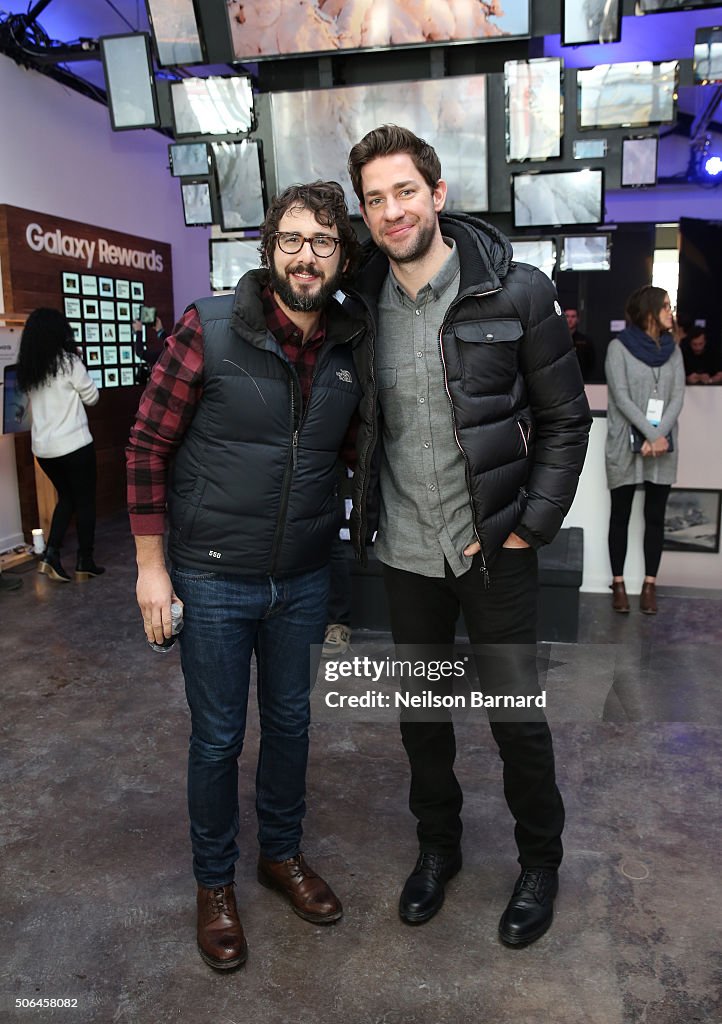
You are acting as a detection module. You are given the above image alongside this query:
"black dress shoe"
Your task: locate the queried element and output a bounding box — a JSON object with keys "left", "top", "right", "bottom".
{"left": 498, "top": 868, "right": 558, "bottom": 947}
{"left": 399, "top": 849, "right": 462, "bottom": 924}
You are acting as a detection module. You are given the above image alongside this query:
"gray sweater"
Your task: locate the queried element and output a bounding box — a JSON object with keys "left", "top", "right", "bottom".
{"left": 604, "top": 338, "right": 685, "bottom": 490}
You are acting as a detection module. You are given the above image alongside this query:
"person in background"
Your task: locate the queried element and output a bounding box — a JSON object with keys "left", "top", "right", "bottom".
{"left": 564, "top": 307, "right": 595, "bottom": 381}
{"left": 680, "top": 326, "right": 722, "bottom": 384}
{"left": 16, "top": 308, "right": 105, "bottom": 583}
{"left": 127, "top": 181, "right": 372, "bottom": 972}
{"left": 605, "top": 286, "right": 685, "bottom": 615}
{"left": 348, "top": 125, "right": 590, "bottom": 947}
{"left": 133, "top": 315, "right": 167, "bottom": 385}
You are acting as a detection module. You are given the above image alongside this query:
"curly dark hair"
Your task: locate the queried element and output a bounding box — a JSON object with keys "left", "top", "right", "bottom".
{"left": 259, "top": 181, "right": 361, "bottom": 280}
{"left": 17, "top": 308, "right": 78, "bottom": 392}
{"left": 348, "top": 125, "right": 441, "bottom": 205}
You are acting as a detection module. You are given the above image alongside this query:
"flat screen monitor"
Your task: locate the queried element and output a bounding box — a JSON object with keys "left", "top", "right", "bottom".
{"left": 637, "top": 0, "right": 721, "bottom": 11}
{"left": 621, "top": 136, "right": 658, "bottom": 187}
{"left": 146, "top": 0, "right": 204, "bottom": 65}
{"left": 512, "top": 169, "right": 604, "bottom": 228}
{"left": 211, "top": 140, "right": 265, "bottom": 231}
{"left": 2, "top": 364, "right": 31, "bottom": 434}
{"left": 559, "top": 234, "right": 611, "bottom": 271}
{"left": 101, "top": 33, "right": 159, "bottom": 131}
{"left": 694, "top": 26, "right": 722, "bottom": 84}
{"left": 271, "top": 74, "right": 488, "bottom": 213}
{"left": 169, "top": 142, "right": 209, "bottom": 177}
{"left": 577, "top": 61, "right": 678, "bottom": 129}
{"left": 171, "top": 76, "right": 254, "bottom": 137}
{"left": 505, "top": 58, "right": 562, "bottom": 163}
{"left": 181, "top": 181, "right": 214, "bottom": 226}
{"left": 573, "top": 138, "right": 608, "bottom": 159}
{"left": 210, "top": 238, "right": 262, "bottom": 291}
{"left": 226, "top": 0, "right": 530, "bottom": 61}
{"left": 510, "top": 238, "right": 557, "bottom": 279}
{"left": 562, "top": 0, "right": 622, "bottom": 45}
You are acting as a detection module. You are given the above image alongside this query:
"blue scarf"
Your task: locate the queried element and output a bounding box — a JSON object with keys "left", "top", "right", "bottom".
{"left": 618, "top": 324, "right": 675, "bottom": 367}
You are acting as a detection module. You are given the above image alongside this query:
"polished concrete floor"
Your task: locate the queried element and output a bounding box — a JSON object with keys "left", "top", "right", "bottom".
{"left": 1, "top": 514, "right": 720, "bottom": 1024}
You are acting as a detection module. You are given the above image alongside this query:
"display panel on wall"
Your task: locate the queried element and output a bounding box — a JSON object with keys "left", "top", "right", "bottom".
{"left": 663, "top": 488, "right": 721, "bottom": 553}
{"left": 621, "top": 136, "right": 658, "bottom": 187}
{"left": 169, "top": 142, "right": 210, "bottom": 177}
{"left": 505, "top": 58, "right": 563, "bottom": 163}
{"left": 211, "top": 141, "right": 265, "bottom": 231}
{"left": 637, "top": 0, "right": 721, "bottom": 12}
{"left": 170, "top": 76, "right": 254, "bottom": 136}
{"left": 694, "top": 26, "right": 722, "bottom": 84}
{"left": 210, "top": 238, "right": 262, "bottom": 291}
{"left": 225, "top": 0, "right": 529, "bottom": 60}
{"left": 181, "top": 181, "right": 214, "bottom": 225}
{"left": 145, "top": 0, "right": 205, "bottom": 65}
{"left": 510, "top": 238, "right": 557, "bottom": 279}
{"left": 100, "top": 33, "right": 159, "bottom": 131}
{"left": 272, "top": 75, "right": 488, "bottom": 213}
{"left": 562, "top": 0, "right": 622, "bottom": 45}
{"left": 573, "top": 138, "right": 608, "bottom": 159}
{"left": 559, "top": 233, "right": 611, "bottom": 271}
{"left": 577, "top": 61, "right": 679, "bottom": 129}
{"left": 512, "top": 169, "right": 604, "bottom": 228}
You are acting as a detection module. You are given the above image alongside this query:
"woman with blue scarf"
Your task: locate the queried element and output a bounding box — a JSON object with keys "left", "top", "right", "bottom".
{"left": 605, "top": 286, "right": 685, "bottom": 614}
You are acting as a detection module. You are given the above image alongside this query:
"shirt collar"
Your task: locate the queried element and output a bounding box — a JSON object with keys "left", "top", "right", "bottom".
{"left": 261, "top": 284, "right": 326, "bottom": 347}
{"left": 389, "top": 239, "right": 460, "bottom": 303}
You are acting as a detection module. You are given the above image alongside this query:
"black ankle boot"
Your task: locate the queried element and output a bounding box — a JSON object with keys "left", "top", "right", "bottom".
{"left": 38, "top": 546, "right": 71, "bottom": 583}
{"left": 75, "top": 552, "right": 105, "bottom": 581}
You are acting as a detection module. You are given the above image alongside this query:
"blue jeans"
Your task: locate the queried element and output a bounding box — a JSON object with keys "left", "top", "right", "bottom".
{"left": 171, "top": 563, "right": 330, "bottom": 888}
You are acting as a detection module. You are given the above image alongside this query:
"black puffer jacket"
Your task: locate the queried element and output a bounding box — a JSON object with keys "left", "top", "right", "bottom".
{"left": 348, "top": 212, "right": 592, "bottom": 575}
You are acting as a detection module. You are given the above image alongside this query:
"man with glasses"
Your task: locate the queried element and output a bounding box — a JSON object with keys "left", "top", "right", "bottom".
{"left": 127, "top": 182, "right": 372, "bottom": 971}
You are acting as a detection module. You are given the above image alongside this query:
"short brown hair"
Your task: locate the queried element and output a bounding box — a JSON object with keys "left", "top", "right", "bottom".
{"left": 624, "top": 285, "right": 669, "bottom": 332}
{"left": 348, "top": 125, "right": 441, "bottom": 205}
{"left": 259, "top": 181, "right": 361, "bottom": 279}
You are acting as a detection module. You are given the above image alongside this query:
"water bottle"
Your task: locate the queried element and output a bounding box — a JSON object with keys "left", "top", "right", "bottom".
{"left": 148, "top": 601, "right": 184, "bottom": 653}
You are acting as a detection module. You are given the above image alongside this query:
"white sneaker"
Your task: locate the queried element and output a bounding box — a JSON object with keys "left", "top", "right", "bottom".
{"left": 322, "top": 623, "right": 351, "bottom": 657}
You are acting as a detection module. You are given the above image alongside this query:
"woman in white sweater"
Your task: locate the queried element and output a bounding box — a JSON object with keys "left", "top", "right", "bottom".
{"left": 604, "top": 286, "right": 685, "bottom": 614}
{"left": 17, "top": 308, "right": 104, "bottom": 583}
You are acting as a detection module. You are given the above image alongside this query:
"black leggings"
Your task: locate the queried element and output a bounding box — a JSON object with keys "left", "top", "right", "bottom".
{"left": 608, "top": 482, "right": 671, "bottom": 578}
{"left": 37, "top": 442, "right": 97, "bottom": 557}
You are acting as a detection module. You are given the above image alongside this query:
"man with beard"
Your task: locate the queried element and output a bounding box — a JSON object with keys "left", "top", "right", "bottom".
{"left": 127, "top": 182, "right": 372, "bottom": 970}
{"left": 347, "top": 127, "right": 590, "bottom": 946}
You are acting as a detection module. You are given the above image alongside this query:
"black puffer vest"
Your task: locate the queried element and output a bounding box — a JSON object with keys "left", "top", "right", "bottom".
{"left": 167, "top": 272, "right": 366, "bottom": 576}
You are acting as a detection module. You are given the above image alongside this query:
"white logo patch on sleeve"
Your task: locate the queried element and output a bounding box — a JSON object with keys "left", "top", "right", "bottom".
{"left": 554, "top": 300, "right": 562, "bottom": 316}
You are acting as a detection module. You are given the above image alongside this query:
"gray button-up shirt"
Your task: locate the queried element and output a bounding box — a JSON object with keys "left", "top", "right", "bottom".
{"left": 375, "top": 241, "right": 476, "bottom": 578}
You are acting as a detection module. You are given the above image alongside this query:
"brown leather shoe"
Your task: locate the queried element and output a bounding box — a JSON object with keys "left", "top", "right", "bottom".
{"left": 640, "top": 581, "right": 657, "bottom": 615}
{"left": 611, "top": 580, "right": 630, "bottom": 613}
{"left": 257, "top": 853, "right": 343, "bottom": 924}
{"left": 196, "top": 884, "right": 248, "bottom": 970}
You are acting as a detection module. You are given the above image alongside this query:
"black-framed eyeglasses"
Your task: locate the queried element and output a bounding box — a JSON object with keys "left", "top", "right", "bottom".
{"left": 273, "top": 232, "right": 341, "bottom": 258}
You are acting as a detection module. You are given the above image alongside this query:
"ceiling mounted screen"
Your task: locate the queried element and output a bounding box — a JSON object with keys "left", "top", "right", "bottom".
{"left": 694, "top": 26, "right": 722, "bottom": 84}
{"left": 171, "top": 76, "right": 254, "bottom": 137}
{"left": 621, "top": 136, "right": 658, "bottom": 187}
{"left": 169, "top": 142, "right": 210, "bottom": 177}
{"left": 512, "top": 169, "right": 604, "bottom": 228}
{"left": 101, "top": 34, "right": 158, "bottom": 131}
{"left": 146, "top": 0, "right": 204, "bottom": 65}
{"left": 181, "top": 181, "right": 214, "bottom": 226}
{"left": 211, "top": 140, "right": 265, "bottom": 231}
{"left": 505, "top": 58, "right": 563, "bottom": 162}
{"left": 210, "top": 239, "right": 262, "bottom": 291}
{"left": 510, "top": 238, "right": 557, "bottom": 279}
{"left": 226, "top": 0, "right": 529, "bottom": 60}
{"left": 271, "top": 75, "right": 488, "bottom": 213}
{"left": 577, "top": 61, "right": 679, "bottom": 129}
{"left": 562, "top": 0, "right": 622, "bottom": 45}
{"left": 559, "top": 234, "right": 611, "bottom": 271}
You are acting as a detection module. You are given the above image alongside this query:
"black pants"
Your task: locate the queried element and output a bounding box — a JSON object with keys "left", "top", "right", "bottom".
{"left": 37, "top": 442, "right": 97, "bottom": 557}
{"left": 608, "top": 482, "right": 671, "bottom": 578}
{"left": 383, "top": 549, "right": 565, "bottom": 870}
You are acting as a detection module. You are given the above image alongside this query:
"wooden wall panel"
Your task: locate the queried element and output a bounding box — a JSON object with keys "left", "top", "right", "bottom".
{"left": 0, "top": 204, "right": 174, "bottom": 536}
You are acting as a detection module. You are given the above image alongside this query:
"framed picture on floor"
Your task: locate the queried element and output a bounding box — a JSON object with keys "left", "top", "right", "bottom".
{"left": 663, "top": 488, "right": 722, "bottom": 553}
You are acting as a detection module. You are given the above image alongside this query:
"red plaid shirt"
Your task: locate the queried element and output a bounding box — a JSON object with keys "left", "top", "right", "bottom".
{"left": 127, "top": 286, "right": 357, "bottom": 535}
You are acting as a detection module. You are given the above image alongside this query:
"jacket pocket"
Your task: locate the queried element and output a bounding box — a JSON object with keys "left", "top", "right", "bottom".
{"left": 178, "top": 477, "right": 208, "bottom": 541}
{"left": 377, "top": 367, "right": 397, "bottom": 390}
{"left": 453, "top": 319, "right": 523, "bottom": 393}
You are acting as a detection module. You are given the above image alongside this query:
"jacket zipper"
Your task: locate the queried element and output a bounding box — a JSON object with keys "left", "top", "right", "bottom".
{"left": 437, "top": 286, "right": 502, "bottom": 589}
